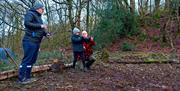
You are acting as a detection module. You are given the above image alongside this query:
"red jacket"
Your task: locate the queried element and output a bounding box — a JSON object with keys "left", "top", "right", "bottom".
{"left": 83, "top": 37, "right": 95, "bottom": 59}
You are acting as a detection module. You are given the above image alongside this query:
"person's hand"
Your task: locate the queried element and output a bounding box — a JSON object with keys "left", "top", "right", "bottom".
{"left": 47, "top": 32, "right": 51, "bottom": 36}
{"left": 90, "top": 37, "right": 93, "bottom": 41}
{"left": 83, "top": 46, "right": 86, "bottom": 49}
{"left": 41, "top": 24, "right": 48, "bottom": 30}
{"left": 46, "top": 32, "right": 52, "bottom": 38}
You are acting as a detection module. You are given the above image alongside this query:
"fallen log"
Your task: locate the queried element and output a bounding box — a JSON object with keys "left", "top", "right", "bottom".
{"left": 0, "top": 62, "right": 73, "bottom": 81}
{"left": 0, "top": 70, "right": 17, "bottom": 80}
{"left": 32, "top": 64, "right": 51, "bottom": 73}
{"left": 0, "top": 64, "right": 51, "bottom": 81}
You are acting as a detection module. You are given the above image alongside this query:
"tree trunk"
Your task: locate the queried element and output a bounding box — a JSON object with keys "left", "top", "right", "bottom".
{"left": 165, "top": 0, "right": 170, "bottom": 10}
{"left": 86, "top": 0, "right": 90, "bottom": 32}
{"left": 138, "top": 0, "right": 143, "bottom": 15}
{"left": 67, "top": 0, "right": 74, "bottom": 30}
{"left": 43, "top": 0, "right": 50, "bottom": 24}
{"left": 55, "top": 3, "right": 63, "bottom": 24}
{"left": 154, "top": 0, "right": 160, "bottom": 12}
{"left": 76, "top": 0, "right": 82, "bottom": 28}
{"left": 150, "top": 0, "right": 152, "bottom": 14}
{"left": 144, "top": 0, "right": 149, "bottom": 13}
{"left": 65, "top": 8, "right": 68, "bottom": 24}
{"left": 130, "top": 0, "right": 135, "bottom": 14}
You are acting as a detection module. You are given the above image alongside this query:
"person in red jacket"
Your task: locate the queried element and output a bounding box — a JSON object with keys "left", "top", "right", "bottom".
{"left": 82, "top": 31, "right": 96, "bottom": 70}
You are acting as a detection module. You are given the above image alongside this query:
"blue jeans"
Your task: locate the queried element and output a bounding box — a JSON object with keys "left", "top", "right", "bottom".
{"left": 18, "top": 41, "right": 40, "bottom": 81}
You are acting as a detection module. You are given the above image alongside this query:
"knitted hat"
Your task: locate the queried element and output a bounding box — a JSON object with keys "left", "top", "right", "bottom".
{"left": 33, "top": 1, "right": 44, "bottom": 10}
{"left": 73, "top": 27, "right": 80, "bottom": 34}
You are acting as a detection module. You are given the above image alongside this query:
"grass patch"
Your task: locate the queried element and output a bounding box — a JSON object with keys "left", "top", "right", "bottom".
{"left": 0, "top": 61, "right": 17, "bottom": 71}
{"left": 151, "top": 36, "right": 160, "bottom": 42}
{"left": 36, "top": 50, "right": 64, "bottom": 65}
{"left": 110, "top": 52, "right": 170, "bottom": 63}
{"left": 137, "top": 33, "right": 148, "bottom": 42}
{"left": 121, "top": 42, "right": 135, "bottom": 51}
{"left": 177, "top": 31, "right": 180, "bottom": 37}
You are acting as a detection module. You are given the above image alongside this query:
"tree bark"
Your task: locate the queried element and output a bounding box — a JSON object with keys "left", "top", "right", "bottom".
{"left": 130, "top": 0, "right": 135, "bottom": 14}
{"left": 154, "top": 0, "right": 160, "bottom": 12}
{"left": 76, "top": 0, "right": 82, "bottom": 28}
{"left": 150, "top": 0, "right": 151, "bottom": 12}
{"left": 165, "top": 0, "right": 170, "bottom": 10}
{"left": 86, "top": 0, "right": 90, "bottom": 32}
{"left": 67, "top": 0, "right": 74, "bottom": 30}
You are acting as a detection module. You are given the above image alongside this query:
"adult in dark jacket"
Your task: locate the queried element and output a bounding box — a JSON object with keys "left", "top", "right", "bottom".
{"left": 18, "top": 1, "right": 48, "bottom": 84}
{"left": 71, "top": 27, "right": 90, "bottom": 71}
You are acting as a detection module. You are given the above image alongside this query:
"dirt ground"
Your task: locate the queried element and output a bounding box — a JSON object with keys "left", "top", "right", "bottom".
{"left": 0, "top": 59, "right": 179, "bottom": 91}
{"left": 0, "top": 35, "right": 180, "bottom": 91}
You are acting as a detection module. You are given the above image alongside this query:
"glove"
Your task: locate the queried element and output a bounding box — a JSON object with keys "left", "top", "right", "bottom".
{"left": 47, "top": 32, "right": 51, "bottom": 36}
{"left": 46, "top": 32, "right": 52, "bottom": 38}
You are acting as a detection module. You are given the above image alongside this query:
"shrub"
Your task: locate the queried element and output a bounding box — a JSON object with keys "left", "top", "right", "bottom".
{"left": 38, "top": 50, "right": 63, "bottom": 60}
{"left": 121, "top": 42, "right": 135, "bottom": 51}
{"left": 151, "top": 36, "right": 160, "bottom": 42}
{"left": 137, "top": 33, "right": 148, "bottom": 42}
{"left": 91, "top": 0, "right": 139, "bottom": 50}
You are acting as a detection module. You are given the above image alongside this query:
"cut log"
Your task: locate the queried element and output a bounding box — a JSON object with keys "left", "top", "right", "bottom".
{"left": 0, "top": 64, "right": 51, "bottom": 81}
{"left": 0, "top": 70, "right": 17, "bottom": 80}
{"left": 32, "top": 64, "right": 51, "bottom": 72}
{"left": 0, "top": 63, "right": 73, "bottom": 81}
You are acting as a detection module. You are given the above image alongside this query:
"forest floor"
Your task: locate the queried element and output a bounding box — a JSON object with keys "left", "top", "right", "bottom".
{"left": 0, "top": 37, "right": 180, "bottom": 91}
{"left": 0, "top": 61, "right": 179, "bottom": 91}
{"left": 0, "top": 54, "right": 179, "bottom": 91}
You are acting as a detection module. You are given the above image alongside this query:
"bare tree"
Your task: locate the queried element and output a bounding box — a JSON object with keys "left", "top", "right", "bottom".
{"left": 86, "top": 0, "right": 90, "bottom": 32}
{"left": 130, "top": 0, "right": 135, "bottom": 14}
{"left": 154, "top": 0, "right": 160, "bottom": 12}
{"left": 67, "top": 0, "right": 74, "bottom": 30}
{"left": 165, "top": 0, "right": 170, "bottom": 10}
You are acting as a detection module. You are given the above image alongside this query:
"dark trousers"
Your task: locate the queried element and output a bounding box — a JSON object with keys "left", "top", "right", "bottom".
{"left": 73, "top": 51, "right": 85, "bottom": 68}
{"left": 85, "top": 56, "right": 95, "bottom": 69}
{"left": 18, "top": 41, "right": 40, "bottom": 81}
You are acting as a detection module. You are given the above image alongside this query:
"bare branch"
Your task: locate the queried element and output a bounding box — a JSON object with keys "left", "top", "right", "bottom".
{"left": 19, "top": 0, "right": 32, "bottom": 8}
{"left": 0, "top": 19, "right": 24, "bottom": 31}
{"left": 51, "top": 0, "right": 67, "bottom": 5}
{"left": 3, "top": 0, "right": 25, "bottom": 15}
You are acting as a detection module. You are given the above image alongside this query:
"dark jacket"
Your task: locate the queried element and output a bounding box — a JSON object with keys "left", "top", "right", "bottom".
{"left": 23, "top": 8, "right": 47, "bottom": 43}
{"left": 71, "top": 34, "right": 90, "bottom": 52}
